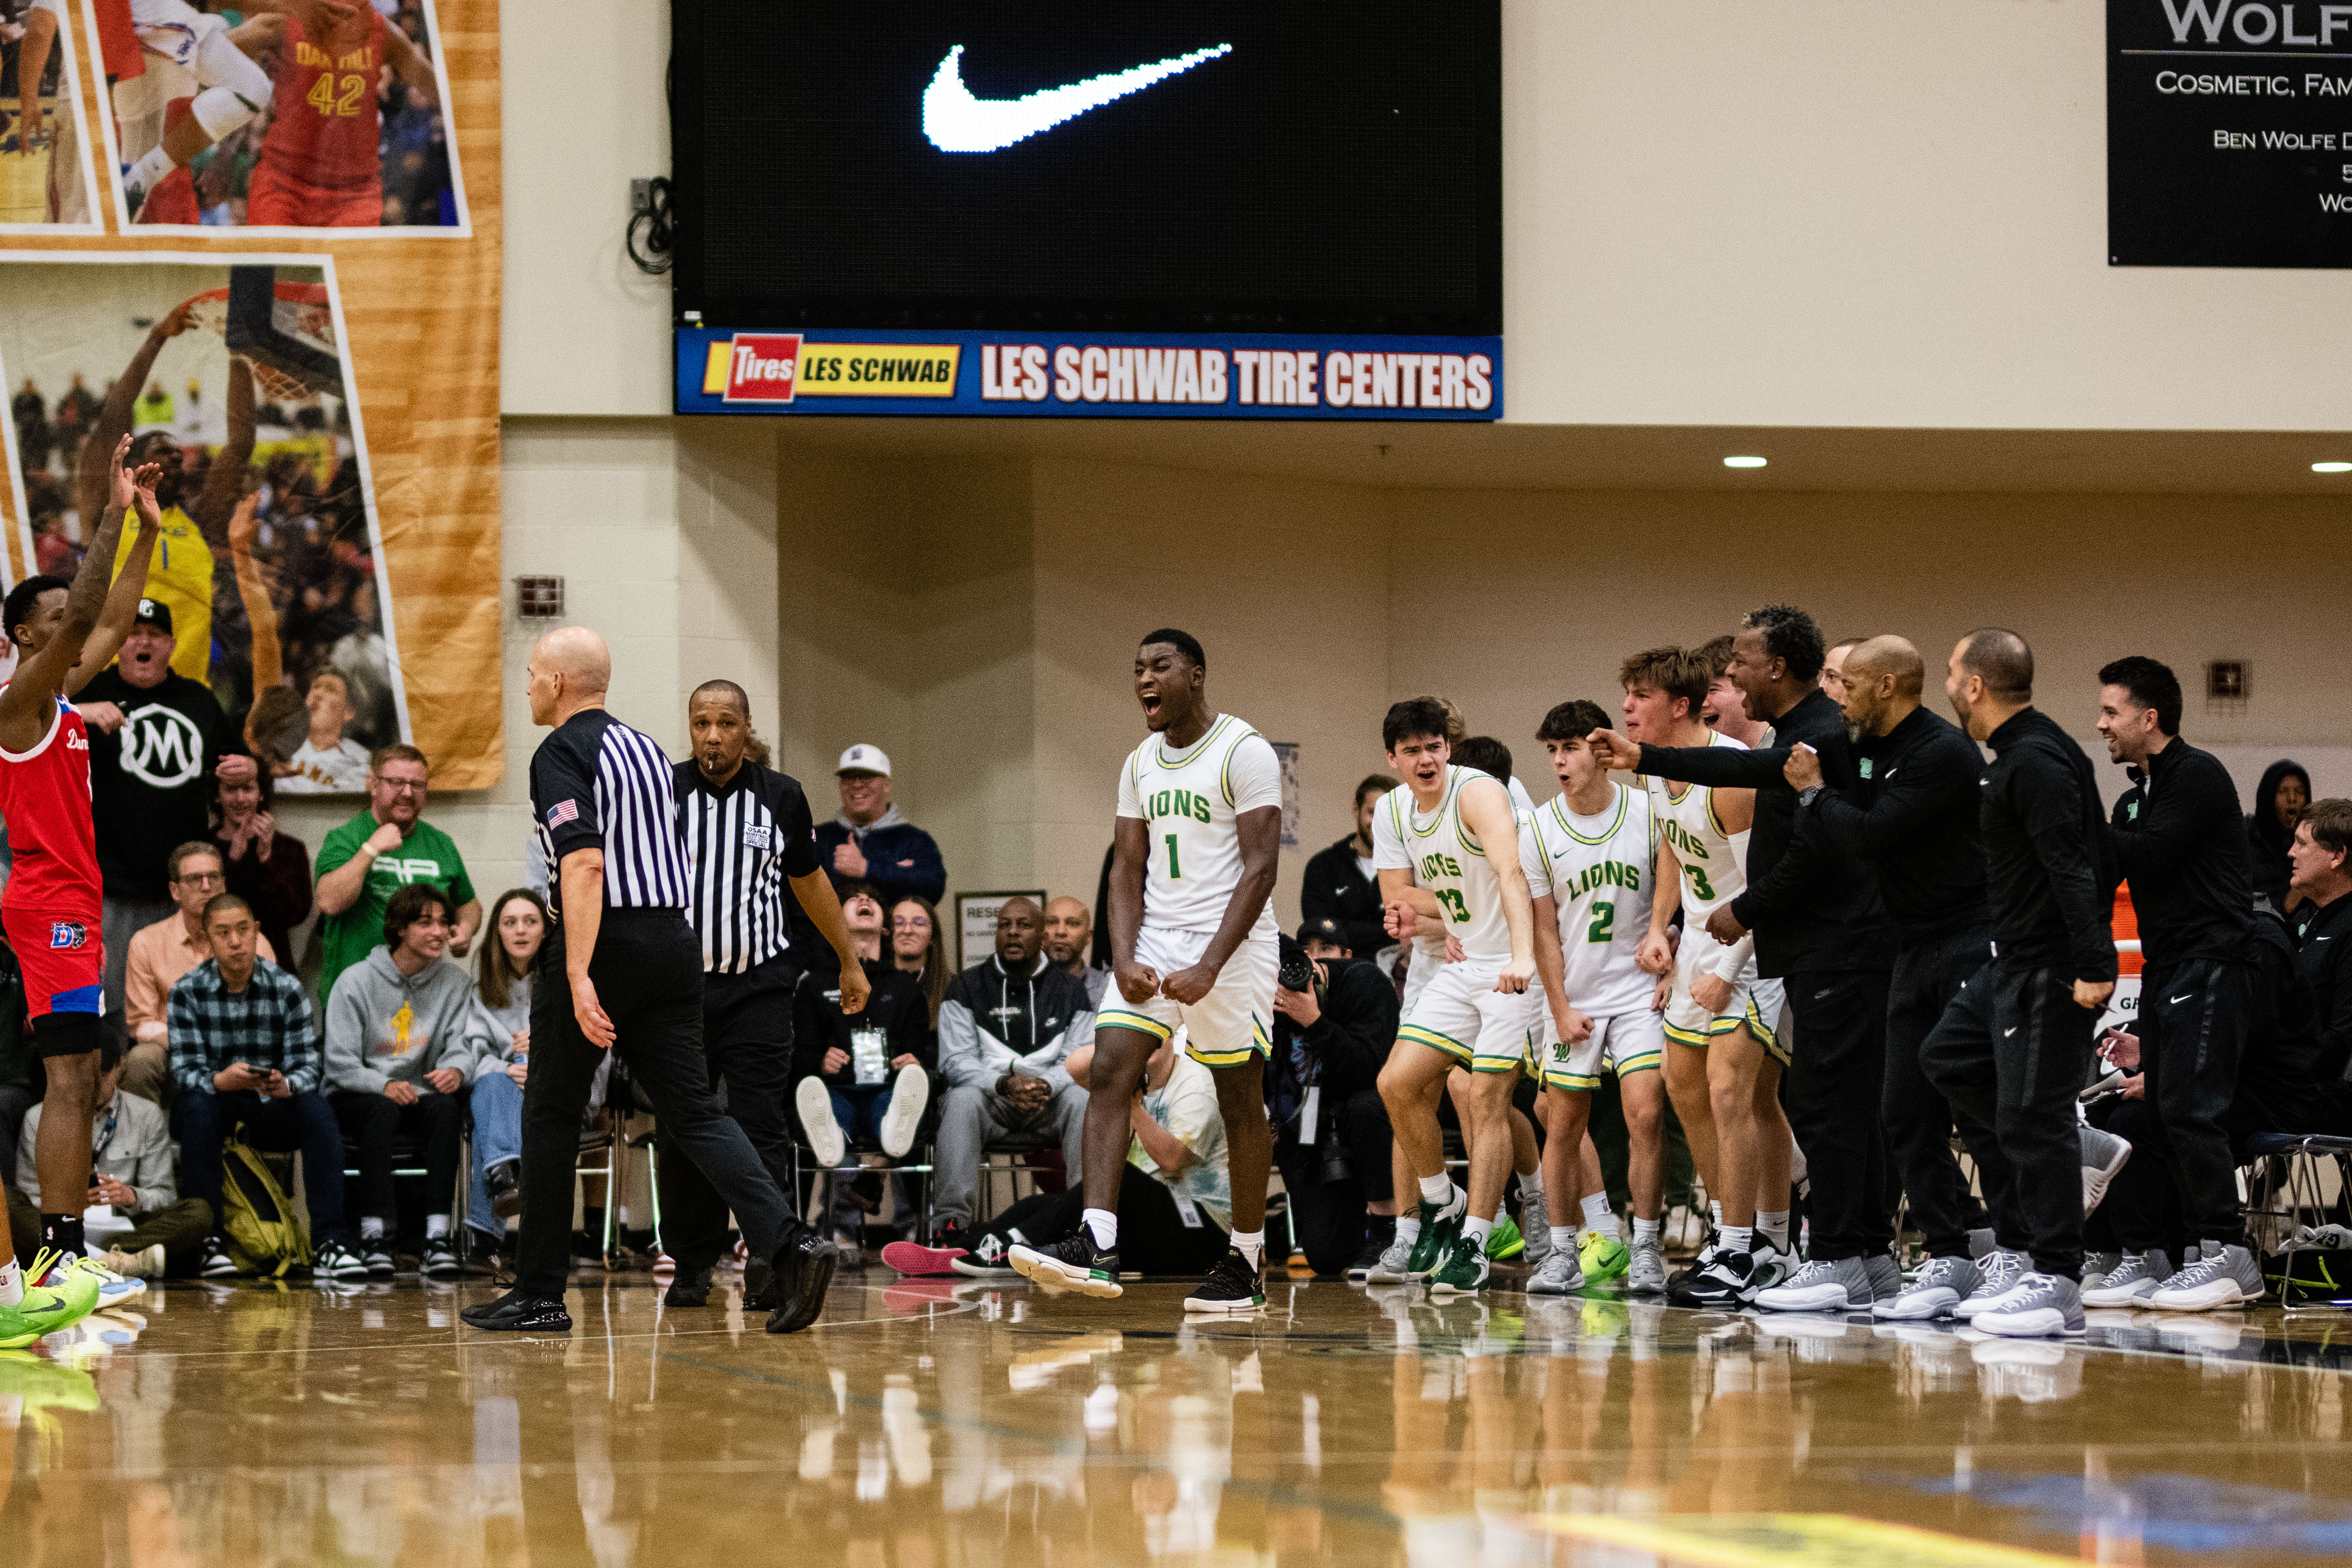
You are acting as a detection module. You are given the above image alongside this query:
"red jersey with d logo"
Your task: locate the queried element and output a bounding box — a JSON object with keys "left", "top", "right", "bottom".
{"left": 248, "top": 7, "right": 387, "bottom": 226}
{"left": 0, "top": 688, "right": 103, "bottom": 1018}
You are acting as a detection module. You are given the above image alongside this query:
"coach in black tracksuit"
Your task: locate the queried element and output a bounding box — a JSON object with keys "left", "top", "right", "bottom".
{"left": 1622, "top": 606, "right": 1896, "bottom": 1268}
{"left": 462, "top": 632, "right": 837, "bottom": 1336}
{"left": 1789, "top": 636, "right": 2004, "bottom": 1266}
{"left": 1923, "top": 632, "right": 2114, "bottom": 1284}
{"left": 2097, "top": 657, "right": 2255, "bottom": 1254}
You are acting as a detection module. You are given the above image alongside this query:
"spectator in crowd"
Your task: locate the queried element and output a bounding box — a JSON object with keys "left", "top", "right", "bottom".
{"left": 124, "top": 842, "right": 280, "bottom": 1104}
{"left": 796, "top": 746, "right": 946, "bottom": 971}
{"left": 279, "top": 671, "right": 372, "bottom": 794}
{"left": 792, "top": 884, "right": 935, "bottom": 1246}
{"left": 80, "top": 597, "right": 231, "bottom": 1015}
{"left": 323, "top": 884, "right": 478, "bottom": 1277}
{"left": 167, "top": 893, "right": 366, "bottom": 1280}
{"left": 209, "top": 755, "right": 312, "bottom": 967}
{"left": 1042, "top": 895, "right": 1108, "bottom": 1008}
{"left": 1820, "top": 636, "right": 1866, "bottom": 704}
{"left": 2248, "top": 760, "right": 2312, "bottom": 914}
{"left": 0, "top": 946, "right": 32, "bottom": 1212}
{"left": 1698, "top": 633, "right": 1769, "bottom": 747}
{"left": 132, "top": 381, "right": 173, "bottom": 432}
{"left": 2289, "top": 799, "right": 2352, "bottom": 1081}
{"left": 1268, "top": 920, "right": 1400, "bottom": 1276}
{"left": 930, "top": 897, "right": 1092, "bottom": 1251}
{"left": 461, "top": 889, "right": 545, "bottom": 1250}
{"left": 10, "top": 1027, "right": 209, "bottom": 1278}
{"left": 1302, "top": 774, "right": 1398, "bottom": 963}
{"left": 918, "top": 1028, "right": 1230, "bottom": 1281}
{"left": 313, "top": 744, "right": 480, "bottom": 1005}
{"left": 890, "top": 896, "right": 948, "bottom": 1027}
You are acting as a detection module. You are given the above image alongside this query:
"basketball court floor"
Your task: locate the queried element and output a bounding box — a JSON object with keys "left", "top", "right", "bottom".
{"left": 0, "top": 104, "right": 63, "bottom": 224}
{"left": 8, "top": 1264, "right": 2350, "bottom": 1567}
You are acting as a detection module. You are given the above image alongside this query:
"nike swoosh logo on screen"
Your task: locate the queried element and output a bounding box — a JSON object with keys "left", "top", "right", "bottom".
{"left": 923, "top": 42, "right": 1234, "bottom": 152}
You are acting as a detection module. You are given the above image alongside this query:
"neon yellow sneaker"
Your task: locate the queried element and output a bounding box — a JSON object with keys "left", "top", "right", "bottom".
{"left": 0, "top": 1250, "right": 102, "bottom": 1349}
{"left": 1486, "top": 1214, "right": 1526, "bottom": 1261}
{"left": 1579, "top": 1230, "right": 1630, "bottom": 1283}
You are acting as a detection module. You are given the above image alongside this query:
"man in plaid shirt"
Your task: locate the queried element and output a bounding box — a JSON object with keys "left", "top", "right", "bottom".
{"left": 166, "top": 893, "right": 368, "bottom": 1280}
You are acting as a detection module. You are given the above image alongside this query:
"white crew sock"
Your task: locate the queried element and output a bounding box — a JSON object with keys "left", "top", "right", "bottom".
{"left": 1418, "top": 1174, "right": 1454, "bottom": 1207}
{"left": 1229, "top": 1229, "right": 1264, "bottom": 1269}
{"left": 126, "top": 143, "right": 175, "bottom": 193}
{"left": 1081, "top": 1209, "right": 1118, "bottom": 1250}
{"left": 1709, "top": 1199, "right": 1723, "bottom": 1229}
{"left": 0, "top": 1259, "right": 19, "bottom": 1307}
{"left": 1719, "top": 1225, "right": 1754, "bottom": 1256}
{"left": 359, "top": 1216, "right": 386, "bottom": 1241}
{"left": 1463, "top": 1215, "right": 1493, "bottom": 1248}
{"left": 1549, "top": 1225, "right": 1576, "bottom": 1257}
{"left": 424, "top": 1215, "right": 451, "bottom": 1240}
{"left": 1581, "top": 1192, "right": 1614, "bottom": 1232}
{"left": 1758, "top": 1209, "right": 1790, "bottom": 1252}
{"left": 1632, "top": 1217, "right": 1661, "bottom": 1246}
{"left": 1395, "top": 1216, "right": 1424, "bottom": 1248}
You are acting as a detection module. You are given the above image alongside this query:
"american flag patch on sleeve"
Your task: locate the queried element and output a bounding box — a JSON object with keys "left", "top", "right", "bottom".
{"left": 546, "top": 800, "right": 580, "bottom": 828}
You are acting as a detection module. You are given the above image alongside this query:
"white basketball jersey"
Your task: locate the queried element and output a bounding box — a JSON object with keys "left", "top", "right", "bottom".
{"left": 1371, "top": 790, "right": 1448, "bottom": 973}
{"left": 1116, "top": 713, "right": 1282, "bottom": 937}
{"left": 1522, "top": 781, "right": 1657, "bottom": 1017}
{"left": 1646, "top": 732, "right": 1751, "bottom": 923}
{"left": 1382, "top": 767, "right": 1514, "bottom": 965}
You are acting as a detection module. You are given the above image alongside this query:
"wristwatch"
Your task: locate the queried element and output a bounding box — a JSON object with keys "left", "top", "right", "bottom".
{"left": 1798, "top": 785, "right": 1825, "bottom": 809}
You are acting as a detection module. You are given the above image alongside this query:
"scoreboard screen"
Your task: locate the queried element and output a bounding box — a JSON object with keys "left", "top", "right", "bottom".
{"left": 671, "top": 2, "right": 1502, "bottom": 336}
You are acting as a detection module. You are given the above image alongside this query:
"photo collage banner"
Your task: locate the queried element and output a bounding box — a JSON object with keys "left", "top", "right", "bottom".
{"left": 0, "top": 0, "right": 502, "bottom": 786}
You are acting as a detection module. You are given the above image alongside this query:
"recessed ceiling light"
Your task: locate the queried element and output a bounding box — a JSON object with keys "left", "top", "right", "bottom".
{"left": 2314, "top": 461, "right": 2352, "bottom": 473}
{"left": 1723, "top": 455, "right": 1767, "bottom": 469}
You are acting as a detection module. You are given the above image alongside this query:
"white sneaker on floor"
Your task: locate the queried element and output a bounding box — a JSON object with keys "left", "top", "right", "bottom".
{"left": 1363, "top": 1233, "right": 1416, "bottom": 1285}
{"left": 1874, "top": 1254, "right": 1980, "bottom": 1320}
{"left": 2080, "top": 1248, "right": 2174, "bottom": 1307}
{"left": 2079, "top": 1125, "right": 2132, "bottom": 1216}
{"left": 796, "top": 1077, "right": 847, "bottom": 1168}
{"left": 1525, "top": 1249, "right": 1585, "bottom": 1296}
{"left": 880, "top": 1064, "right": 929, "bottom": 1157}
{"left": 2146, "top": 1241, "right": 2264, "bottom": 1312}
{"left": 1973, "top": 1272, "right": 2085, "bottom": 1338}
{"left": 2081, "top": 1250, "right": 2121, "bottom": 1292}
{"left": 1627, "top": 1237, "right": 1668, "bottom": 1295}
{"left": 1864, "top": 1252, "right": 1902, "bottom": 1303}
{"left": 1755, "top": 1256, "right": 1870, "bottom": 1313}
{"left": 1952, "top": 1248, "right": 2031, "bottom": 1319}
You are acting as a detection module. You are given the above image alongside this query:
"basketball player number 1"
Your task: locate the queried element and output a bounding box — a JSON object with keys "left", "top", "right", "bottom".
{"left": 1165, "top": 834, "right": 1182, "bottom": 880}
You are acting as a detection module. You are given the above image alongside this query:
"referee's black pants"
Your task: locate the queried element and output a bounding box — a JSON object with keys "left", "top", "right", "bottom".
{"left": 658, "top": 957, "right": 799, "bottom": 1274}
{"left": 2137, "top": 956, "right": 2254, "bottom": 1249}
{"left": 1921, "top": 962, "right": 2093, "bottom": 1279}
{"left": 1881, "top": 928, "right": 1999, "bottom": 1258}
{"left": 517, "top": 911, "right": 793, "bottom": 1298}
{"left": 1780, "top": 966, "right": 1894, "bottom": 1260}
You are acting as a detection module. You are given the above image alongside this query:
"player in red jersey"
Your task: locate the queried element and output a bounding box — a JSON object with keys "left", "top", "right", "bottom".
{"left": 242, "top": 0, "right": 438, "bottom": 227}
{"left": 0, "top": 435, "right": 165, "bottom": 1269}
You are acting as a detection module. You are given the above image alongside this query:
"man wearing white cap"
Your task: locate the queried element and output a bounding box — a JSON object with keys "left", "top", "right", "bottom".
{"left": 796, "top": 744, "right": 947, "bottom": 974}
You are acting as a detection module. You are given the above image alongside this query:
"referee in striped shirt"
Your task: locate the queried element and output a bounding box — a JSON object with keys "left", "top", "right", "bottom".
{"left": 462, "top": 629, "right": 847, "bottom": 1336}
{"left": 660, "top": 678, "right": 865, "bottom": 1307}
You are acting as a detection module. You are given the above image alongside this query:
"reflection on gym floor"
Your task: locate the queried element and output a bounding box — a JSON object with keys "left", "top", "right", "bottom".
{"left": 7, "top": 1275, "right": 2352, "bottom": 1566}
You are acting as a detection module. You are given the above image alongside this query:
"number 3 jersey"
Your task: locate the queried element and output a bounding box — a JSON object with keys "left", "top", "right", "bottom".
{"left": 1520, "top": 781, "right": 1656, "bottom": 1018}
{"left": 1115, "top": 713, "right": 1282, "bottom": 938}
{"left": 1648, "top": 730, "right": 1757, "bottom": 985}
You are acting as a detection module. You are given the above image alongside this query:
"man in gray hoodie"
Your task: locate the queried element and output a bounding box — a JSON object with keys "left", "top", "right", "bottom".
{"left": 324, "top": 883, "right": 483, "bottom": 1277}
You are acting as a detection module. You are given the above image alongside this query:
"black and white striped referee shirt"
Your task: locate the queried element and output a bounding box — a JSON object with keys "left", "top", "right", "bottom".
{"left": 675, "top": 758, "right": 820, "bottom": 973}
{"left": 530, "top": 710, "right": 692, "bottom": 916}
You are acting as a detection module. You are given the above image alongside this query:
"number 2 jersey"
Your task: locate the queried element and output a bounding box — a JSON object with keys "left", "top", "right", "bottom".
{"left": 1521, "top": 780, "right": 1657, "bottom": 1017}
{"left": 1115, "top": 713, "right": 1282, "bottom": 938}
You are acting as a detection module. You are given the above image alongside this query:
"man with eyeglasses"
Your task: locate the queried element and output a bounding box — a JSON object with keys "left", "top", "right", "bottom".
{"left": 121, "top": 841, "right": 279, "bottom": 1104}
{"left": 313, "top": 743, "right": 480, "bottom": 1007}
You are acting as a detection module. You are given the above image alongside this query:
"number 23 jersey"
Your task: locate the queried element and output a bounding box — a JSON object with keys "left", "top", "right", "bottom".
{"left": 1521, "top": 781, "right": 1656, "bottom": 1018}
{"left": 1116, "top": 713, "right": 1282, "bottom": 937}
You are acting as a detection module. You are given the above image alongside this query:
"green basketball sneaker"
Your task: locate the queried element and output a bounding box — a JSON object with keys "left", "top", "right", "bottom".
{"left": 0, "top": 1251, "right": 102, "bottom": 1350}
{"left": 1485, "top": 1214, "right": 1525, "bottom": 1261}
{"left": 1428, "top": 1232, "right": 1490, "bottom": 1296}
{"left": 1405, "top": 1189, "right": 1467, "bottom": 1278}
{"left": 1578, "top": 1230, "right": 1630, "bottom": 1284}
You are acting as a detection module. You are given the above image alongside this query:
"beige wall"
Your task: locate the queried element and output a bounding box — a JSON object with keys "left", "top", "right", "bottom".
{"left": 498, "top": 0, "right": 2352, "bottom": 431}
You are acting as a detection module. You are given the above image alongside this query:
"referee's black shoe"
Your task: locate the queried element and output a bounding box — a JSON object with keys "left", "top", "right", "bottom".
{"left": 664, "top": 1266, "right": 714, "bottom": 1308}
{"left": 461, "top": 1288, "right": 573, "bottom": 1334}
{"left": 761, "top": 1226, "right": 840, "bottom": 1334}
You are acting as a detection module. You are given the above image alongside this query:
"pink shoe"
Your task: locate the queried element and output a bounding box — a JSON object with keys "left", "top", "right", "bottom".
{"left": 880, "top": 1240, "right": 966, "bottom": 1278}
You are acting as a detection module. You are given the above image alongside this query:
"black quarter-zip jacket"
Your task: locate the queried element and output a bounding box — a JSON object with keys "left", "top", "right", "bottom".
{"left": 1635, "top": 687, "right": 1892, "bottom": 976}
{"left": 1806, "top": 705, "right": 1991, "bottom": 947}
{"left": 1981, "top": 708, "right": 2116, "bottom": 983}
{"left": 2293, "top": 889, "right": 2352, "bottom": 1080}
{"left": 2104, "top": 735, "right": 2253, "bottom": 970}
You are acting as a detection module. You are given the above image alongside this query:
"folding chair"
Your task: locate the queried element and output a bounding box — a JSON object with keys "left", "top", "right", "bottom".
{"left": 2240, "top": 1132, "right": 2352, "bottom": 1265}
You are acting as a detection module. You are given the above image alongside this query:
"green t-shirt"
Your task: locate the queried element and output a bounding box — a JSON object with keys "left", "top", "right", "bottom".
{"left": 314, "top": 810, "right": 477, "bottom": 1005}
